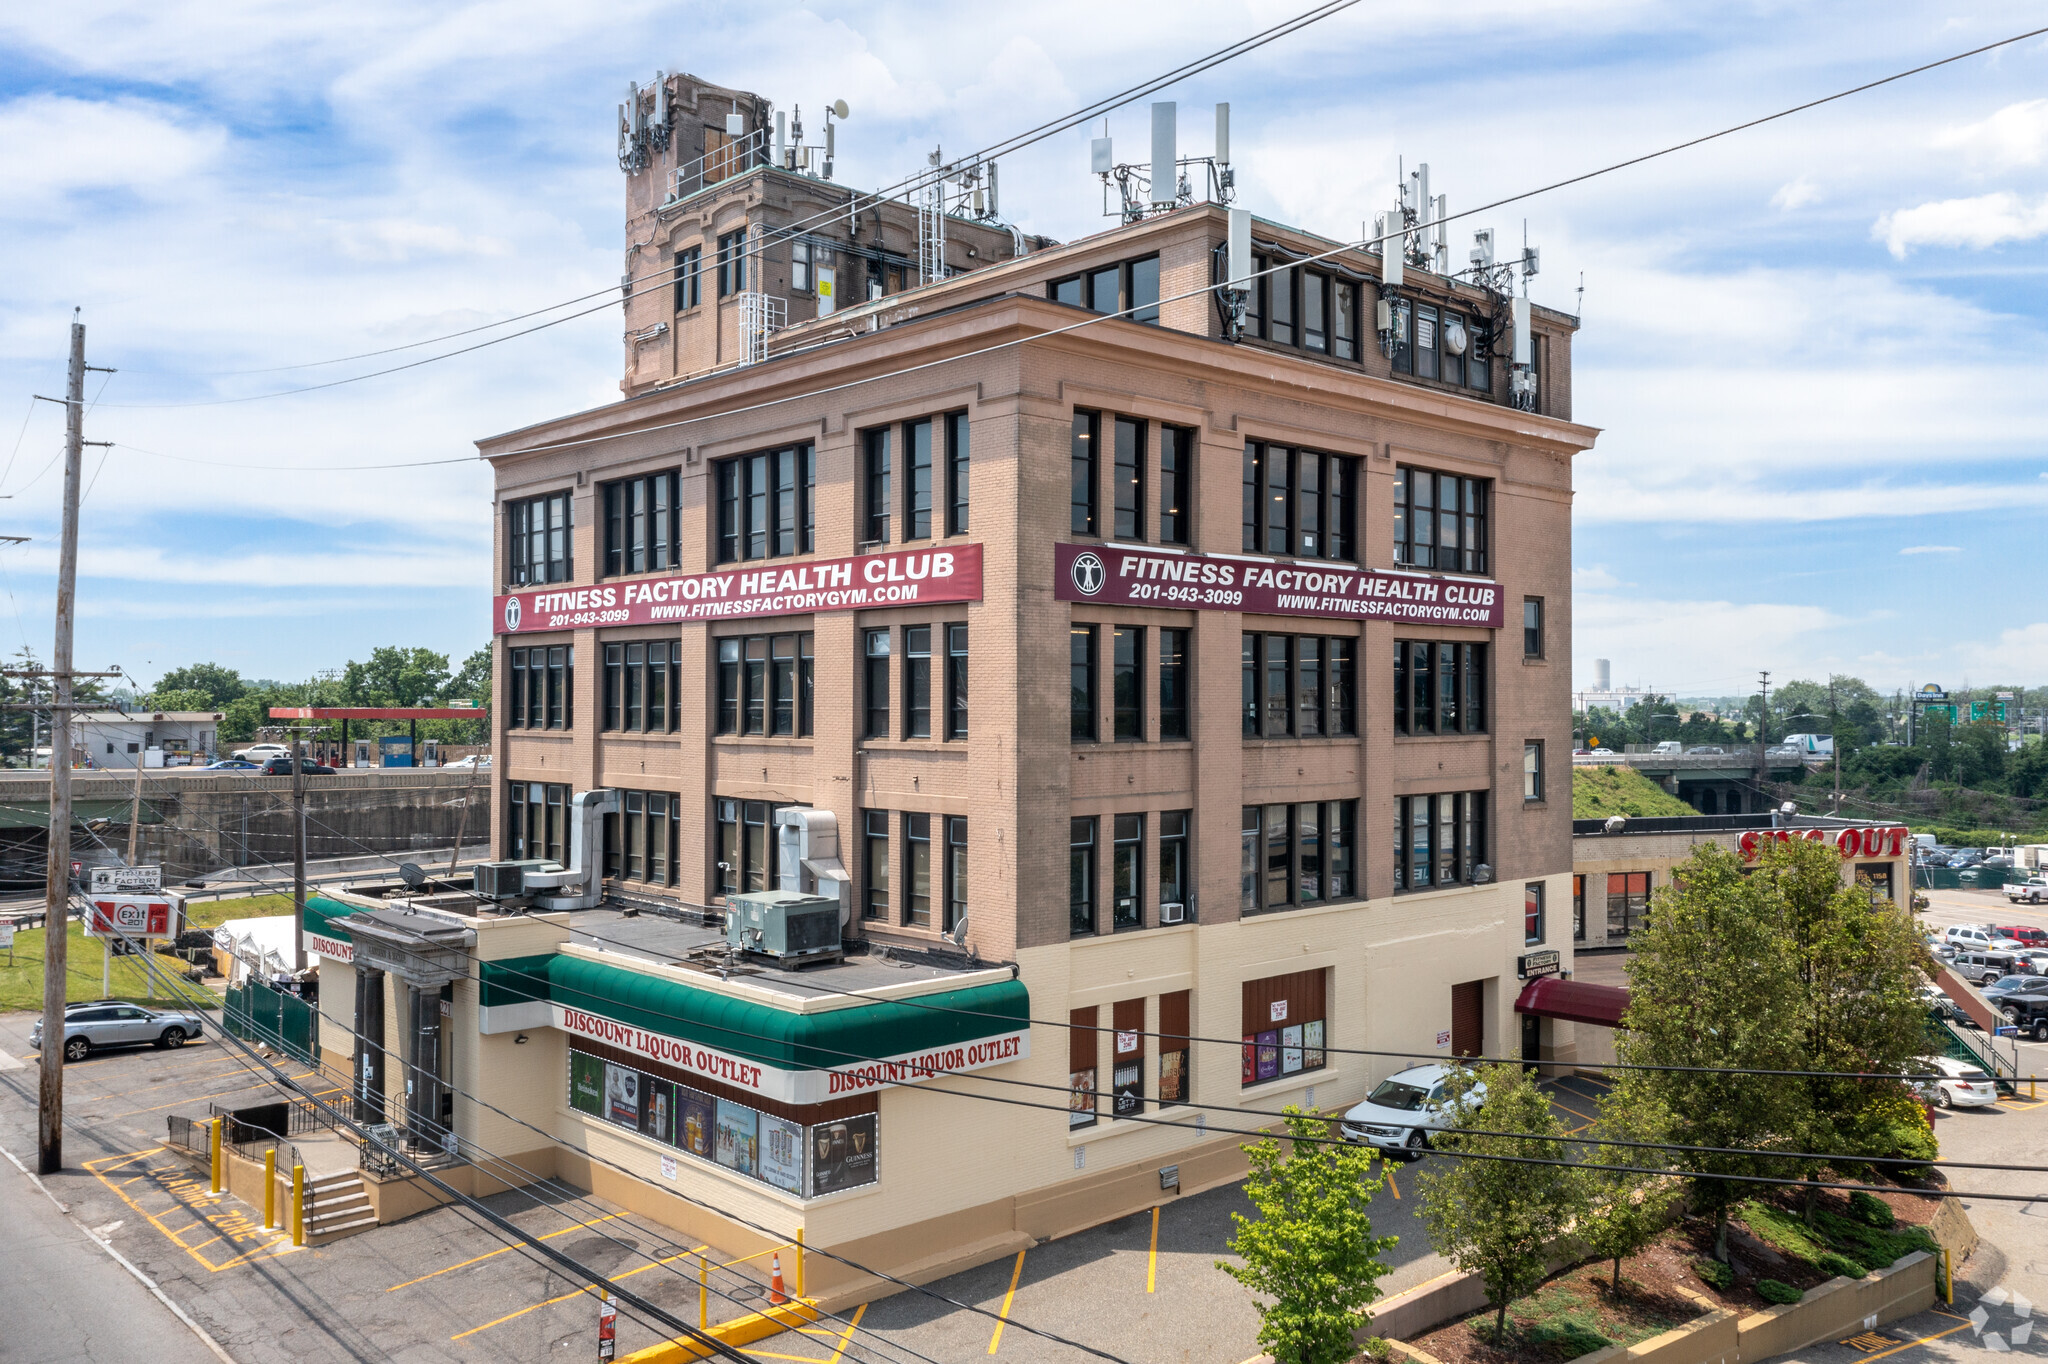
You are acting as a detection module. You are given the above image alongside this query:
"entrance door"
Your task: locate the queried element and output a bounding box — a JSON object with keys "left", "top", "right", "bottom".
{"left": 1521, "top": 1012, "right": 1542, "bottom": 1070}
{"left": 1451, "top": 981, "right": 1483, "bottom": 1057}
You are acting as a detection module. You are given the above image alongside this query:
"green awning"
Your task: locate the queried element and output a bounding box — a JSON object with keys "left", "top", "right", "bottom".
{"left": 301, "top": 895, "right": 360, "bottom": 942}
{"left": 480, "top": 952, "right": 1029, "bottom": 1075}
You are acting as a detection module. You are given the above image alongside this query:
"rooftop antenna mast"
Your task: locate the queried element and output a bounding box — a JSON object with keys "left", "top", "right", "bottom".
{"left": 1093, "top": 102, "right": 1232, "bottom": 223}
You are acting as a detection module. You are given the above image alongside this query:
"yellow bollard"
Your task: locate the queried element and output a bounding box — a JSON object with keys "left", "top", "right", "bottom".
{"left": 209, "top": 1118, "right": 223, "bottom": 1195}
{"left": 264, "top": 1148, "right": 277, "bottom": 1230}
{"left": 291, "top": 1163, "right": 305, "bottom": 1247}
{"left": 1942, "top": 1247, "right": 1953, "bottom": 1305}
{"left": 795, "top": 1228, "right": 805, "bottom": 1299}
{"left": 699, "top": 1252, "right": 709, "bottom": 1330}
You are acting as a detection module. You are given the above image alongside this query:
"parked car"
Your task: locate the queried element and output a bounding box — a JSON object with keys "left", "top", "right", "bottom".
{"left": 260, "top": 756, "right": 336, "bottom": 775}
{"left": 200, "top": 758, "right": 261, "bottom": 771}
{"left": 443, "top": 754, "right": 492, "bottom": 769}
{"left": 1953, "top": 950, "right": 2021, "bottom": 985}
{"left": 2006, "top": 879, "right": 2048, "bottom": 906}
{"left": 29, "top": 1003, "right": 206, "bottom": 1061}
{"left": 1982, "top": 855, "right": 2015, "bottom": 871}
{"left": 1949, "top": 851, "right": 1987, "bottom": 870}
{"left": 232, "top": 742, "right": 291, "bottom": 763}
{"left": 1983, "top": 974, "right": 2044, "bottom": 999}
{"left": 1992, "top": 924, "right": 2048, "bottom": 947}
{"left": 1943, "top": 924, "right": 1997, "bottom": 950}
{"left": 1917, "top": 982, "right": 1955, "bottom": 1017}
{"left": 1339, "top": 1064, "right": 1487, "bottom": 1156}
{"left": 1685, "top": 745, "right": 1727, "bottom": 755}
{"left": 1994, "top": 987, "right": 2048, "bottom": 1041}
{"left": 1911, "top": 1056, "right": 1999, "bottom": 1109}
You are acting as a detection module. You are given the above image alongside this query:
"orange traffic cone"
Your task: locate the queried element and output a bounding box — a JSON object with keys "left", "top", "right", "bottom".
{"left": 770, "top": 1252, "right": 787, "bottom": 1305}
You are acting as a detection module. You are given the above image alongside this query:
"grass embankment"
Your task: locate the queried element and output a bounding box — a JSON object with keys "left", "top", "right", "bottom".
{"left": 0, "top": 893, "right": 296, "bottom": 1012}
{"left": 1572, "top": 766, "right": 1698, "bottom": 819}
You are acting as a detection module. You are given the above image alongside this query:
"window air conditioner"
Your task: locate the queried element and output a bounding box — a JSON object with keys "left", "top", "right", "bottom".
{"left": 1160, "top": 902, "right": 1186, "bottom": 925}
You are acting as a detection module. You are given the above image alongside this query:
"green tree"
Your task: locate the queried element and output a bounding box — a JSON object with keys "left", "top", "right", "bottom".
{"left": 1609, "top": 841, "right": 1808, "bottom": 1262}
{"left": 151, "top": 662, "right": 248, "bottom": 708}
{"left": 445, "top": 645, "right": 491, "bottom": 706}
{"left": 1577, "top": 1102, "right": 1682, "bottom": 1291}
{"left": 1415, "top": 1062, "right": 1586, "bottom": 1341}
{"left": 1218, "top": 1108, "right": 1399, "bottom": 1364}
{"left": 343, "top": 646, "right": 451, "bottom": 707}
{"left": 139, "top": 687, "right": 218, "bottom": 713}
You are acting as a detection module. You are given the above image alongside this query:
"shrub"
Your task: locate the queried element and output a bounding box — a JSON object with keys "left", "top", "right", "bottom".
{"left": 1361, "top": 1338, "right": 1393, "bottom": 1362}
{"left": 1811, "top": 1209, "right": 1936, "bottom": 1269}
{"left": 1756, "top": 1280, "right": 1803, "bottom": 1305}
{"left": 1694, "top": 1258, "right": 1734, "bottom": 1290}
{"left": 1520, "top": 1320, "right": 1614, "bottom": 1360}
{"left": 1848, "top": 1192, "right": 1896, "bottom": 1229}
{"left": 1815, "top": 1252, "right": 1867, "bottom": 1280}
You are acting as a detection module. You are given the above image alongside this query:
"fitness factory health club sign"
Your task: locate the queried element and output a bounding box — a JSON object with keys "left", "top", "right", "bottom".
{"left": 1056, "top": 543, "right": 1505, "bottom": 627}
{"left": 496, "top": 544, "right": 984, "bottom": 634}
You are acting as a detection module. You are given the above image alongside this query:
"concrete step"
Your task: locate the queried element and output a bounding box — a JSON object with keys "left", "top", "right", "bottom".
{"left": 307, "top": 1213, "right": 378, "bottom": 1244}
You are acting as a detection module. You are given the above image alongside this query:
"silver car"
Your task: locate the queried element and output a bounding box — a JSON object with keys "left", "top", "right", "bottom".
{"left": 29, "top": 1003, "right": 205, "bottom": 1062}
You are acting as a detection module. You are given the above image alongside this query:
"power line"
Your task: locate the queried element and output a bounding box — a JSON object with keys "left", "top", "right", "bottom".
{"left": 112, "top": 442, "right": 481, "bottom": 474}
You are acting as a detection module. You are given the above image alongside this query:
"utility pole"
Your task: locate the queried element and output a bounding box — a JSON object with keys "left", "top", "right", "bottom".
{"left": 1755, "top": 670, "right": 1771, "bottom": 807}
{"left": 30, "top": 313, "right": 115, "bottom": 1174}
{"left": 1829, "top": 679, "right": 1842, "bottom": 816}
{"left": 260, "top": 722, "right": 325, "bottom": 973}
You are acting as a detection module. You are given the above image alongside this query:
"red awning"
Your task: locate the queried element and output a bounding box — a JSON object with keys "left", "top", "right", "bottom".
{"left": 1515, "top": 976, "right": 1630, "bottom": 1029}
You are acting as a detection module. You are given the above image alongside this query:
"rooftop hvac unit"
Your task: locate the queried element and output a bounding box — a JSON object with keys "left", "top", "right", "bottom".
{"left": 472, "top": 860, "right": 558, "bottom": 901}
{"left": 1160, "top": 901, "right": 1186, "bottom": 925}
{"left": 724, "top": 889, "right": 844, "bottom": 967}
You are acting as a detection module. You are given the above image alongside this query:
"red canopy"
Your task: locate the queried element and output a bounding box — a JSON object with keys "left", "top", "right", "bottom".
{"left": 1514, "top": 976, "right": 1630, "bottom": 1029}
{"left": 269, "top": 707, "right": 486, "bottom": 720}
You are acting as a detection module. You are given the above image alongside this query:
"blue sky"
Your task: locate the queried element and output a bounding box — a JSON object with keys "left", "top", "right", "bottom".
{"left": 2, "top": 2, "right": 2045, "bottom": 694}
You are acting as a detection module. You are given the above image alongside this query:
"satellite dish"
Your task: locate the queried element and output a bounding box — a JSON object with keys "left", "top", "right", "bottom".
{"left": 831, "top": 99, "right": 850, "bottom": 119}
{"left": 948, "top": 915, "right": 970, "bottom": 947}
{"left": 399, "top": 862, "right": 427, "bottom": 888}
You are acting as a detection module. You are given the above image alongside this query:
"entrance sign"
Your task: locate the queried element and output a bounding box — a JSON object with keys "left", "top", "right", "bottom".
{"left": 1054, "top": 542, "right": 1505, "bottom": 627}
{"left": 1518, "top": 949, "right": 1562, "bottom": 980}
{"left": 495, "top": 543, "right": 984, "bottom": 634}
{"left": 90, "top": 865, "right": 161, "bottom": 894}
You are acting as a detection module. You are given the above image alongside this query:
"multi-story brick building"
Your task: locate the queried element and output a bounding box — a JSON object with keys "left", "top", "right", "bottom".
{"left": 411, "top": 71, "right": 1601, "bottom": 1287}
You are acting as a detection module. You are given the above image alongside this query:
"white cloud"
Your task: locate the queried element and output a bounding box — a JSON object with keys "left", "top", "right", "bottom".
{"left": 1770, "top": 176, "right": 1821, "bottom": 211}
{"left": 1934, "top": 98, "right": 2048, "bottom": 169}
{"left": 1573, "top": 564, "right": 1623, "bottom": 589}
{"left": 1954, "top": 622, "right": 2048, "bottom": 679}
{"left": 1574, "top": 593, "right": 1848, "bottom": 694}
{"left": 1873, "top": 192, "right": 2048, "bottom": 258}
{"left": 1899, "top": 545, "right": 1961, "bottom": 555}
{"left": 0, "top": 95, "right": 224, "bottom": 212}
{"left": 325, "top": 218, "right": 514, "bottom": 264}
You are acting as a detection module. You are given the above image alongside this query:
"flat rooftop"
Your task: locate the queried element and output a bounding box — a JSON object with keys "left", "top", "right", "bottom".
{"left": 564, "top": 907, "right": 990, "bottom": 1002}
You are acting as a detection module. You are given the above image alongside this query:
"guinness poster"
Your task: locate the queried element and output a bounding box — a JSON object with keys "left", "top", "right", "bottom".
{"left": 810, "top": 1114, "right": 878, "bottom": 1196}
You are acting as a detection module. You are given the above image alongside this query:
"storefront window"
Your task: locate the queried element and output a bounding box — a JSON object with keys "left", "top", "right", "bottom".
{"left": 1241, "top": 970, "right": 1326, "bottom": 1088}
{"left": 1607, "top": 872, "right": 1651, "bottom": 938}
{"left": 1070, "top": 1006, "right": 1098, "bottom": 1128}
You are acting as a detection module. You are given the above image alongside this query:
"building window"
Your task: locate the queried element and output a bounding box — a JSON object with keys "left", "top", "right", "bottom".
{"left": 1524, "top": 741, "right": 1544, "bottom": 802}
{"left": 1158, "top": 990, "right": 1191, "bottom": 1106}
{"left": 1158, "top": 629, "right": 1189, "bottom": 741}
{"left": 862, "top": 428, "right": 891, "bottom": 545}
{"left": 604, "top": 789, "right": 679, "bottom": 886}
{"left": 1070, "top": 626, "right": 1097, "bottom": 741}
{"left": 1070, "top": 817, "right": 1097, "bottom": 936}
{"left": 1393, "top": 467, "right": 1489, "bottom": 574}
{"left": 714, "top": 445, "right": 814, "bottom": 564}
{"left": 1241, "top": 801, "right": 1357, "bottom": 913}
{"left": 1248, "top": 268, "right": 1361, "bottom": 359}
{"left": 1607, "top": 872, "right": 1651, "bottom": 939}
{"left": 1391, "top": 300, "right": 1493, "bottom": 393}
{"left": 1393, "top": 792, "right": 1487, "bottom": 892}
{"left": 1394, "top": 641, "right": 1488, "bottom": 735}
{"left": 1241, "top": 443, "right": 1357, "bottom": 560}
{"left": 1112, "top": 814, "right": 1143, "bottom": 930}
{"left": 904, "top": 417, "right": 934, "bottom": 540}
{"left": 946, "top": 411, "right": 970, "bottom": 535}
{"left": 1573, "top": 875, "right": 1586, "bottom": 941}
{"left": 863, "top": 630, "right": 890, "bottom": 739}
{"left": 904, "top": 626, "right": 932, "bottom": 739}
{"left": 1159, "top": 425, "right": 1191, "bottom": 545}
{"left": 713, "top": 799, "right": 783, "bottom": 898}
{"left": 717, "top": 227, "right": 747, "bottom": 296}
{"left": 944, "top": 816, "right": 968, "bottom": 932}
{"left": 904, "top": 813, "right": 932, "bottom": 928}
{"left": 1071, "top": 411, "right": 1099, "bottom": 535}
{"left": 1070, "top": 1006, "right": 1098, "bottom": 1129}
{"left": 945, "top": 624, "right": 968, "bottom": 740}
{"left": 1112, "top": 626, "right": 1141, "bottom": 741}
{"left": 1242, "top": 970, "right": 1326, "bottom": 1088}
{"left": 1160, "top": 811, "right": 1190, "bottom": 921}
{"left": 1525, "top": 882, "right": 1545, "bottom": 944}
{"left": 1523, "top": 597, "right": 1544, "bottom": 659}
{"left": 1047, "top": 254, "right": 1160, "bottom": 324}
{"left": 1113, "top": 997, "right": 1145, "bottom": 1116}
{"left": 1113, "top": 416, "right": 1144, "bottom": 540}
{"left": 791, "top": 240, "right": 812, "bottom": 293}
{"left": 862, "top": 811, "right": 889, "bottom": 919}
{"left": 673, "top": 246, "right": 701, "bottom": 312}
{"left": 507, "top": 646, "right": 571, "bottom": 730}
{"left": 602, "top": 471, "right": 681, "bottom": 577}
{"left": 507, "top": 781, "right": 569, "bottom": 861}
{"left": 1243, "top": 632, "right": 1357, "bottom": 738}
{"left": 607, "top": 639, "right": 688, "bottom": 735}
{"left": 507, "top": 491, "right": 572, "bottom": 586}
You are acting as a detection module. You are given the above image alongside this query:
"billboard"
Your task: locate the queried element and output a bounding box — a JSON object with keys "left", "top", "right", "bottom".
{"left": 1053, "top": 543, "right": 1504, "bottom": 628}
{"left": 87, "top": 897, "right": 176, "bottom": 940}
{"left": 495, "top": 544, "right": 984, "bottom": 635}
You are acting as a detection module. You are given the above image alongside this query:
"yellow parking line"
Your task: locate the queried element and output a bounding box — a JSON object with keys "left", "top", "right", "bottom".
{"left": 1845, "top": 1320, "right": 1974, "bottom": 1361}
{"left": 1386, "top": 1169, "right": 1400, "bottom": 1200}
{"left": 1546, "top": 1095, "right": 1598, "bottom": 1125}
{"left": 449, "top": 1242, "right": 708, "bottom": 1341}
{"left": 987, "top": 1250, "right": 1025, "bottom": 1354}
{"left": 827, "top": 1304, "right": 866, "bottom": 1364}
{"left": 387, "top": 1212, "right": 624, "bottom": 1291}
{"left": 1147, "top": 1207, "right": 1160, "bottom": 1292}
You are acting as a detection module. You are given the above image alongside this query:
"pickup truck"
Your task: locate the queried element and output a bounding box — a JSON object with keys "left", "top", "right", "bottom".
{"left": 2007, "top": 877, "right": 2048, "bottom": 905}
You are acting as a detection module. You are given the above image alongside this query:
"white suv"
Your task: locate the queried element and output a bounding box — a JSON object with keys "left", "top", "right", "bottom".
{"left": 1944, "top": 924, "right": 1997, "bottom": 950}
{"left": 1339, "top": 1064, "right": 1487, "bottom": 1156}
{"left": 232, "top": 743, "right": 291, "bottom": 763}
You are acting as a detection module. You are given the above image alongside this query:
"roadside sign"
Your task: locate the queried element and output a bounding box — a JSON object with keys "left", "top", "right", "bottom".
{"left": 597, "top": 1293, "right": 617, "bottom": 1361}
{"left": 87, "top": 898, "right": 175, "bottom": 939}
{"left": 89, "top": 865, "right": 162, "bottom": 894}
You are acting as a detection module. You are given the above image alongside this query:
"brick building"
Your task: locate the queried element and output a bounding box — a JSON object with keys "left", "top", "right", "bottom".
{"left": 357, "top": 71, "right": 1602, "bottom": 1285}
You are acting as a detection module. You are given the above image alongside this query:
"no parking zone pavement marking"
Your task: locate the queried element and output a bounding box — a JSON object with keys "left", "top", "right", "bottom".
{"left": 86, "top": 1147, "right": 297, "bottom": 1272}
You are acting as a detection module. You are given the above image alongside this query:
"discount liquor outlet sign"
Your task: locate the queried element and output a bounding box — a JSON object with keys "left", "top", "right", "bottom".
{"left": 496, "top": 544, "right": 984, "bottom": 634}
{"left": 1055, "top": 543, "right": 1505, "bottom": 627}
{"left": 1739, "top": 825, "right": 1911, "bottom": 861}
